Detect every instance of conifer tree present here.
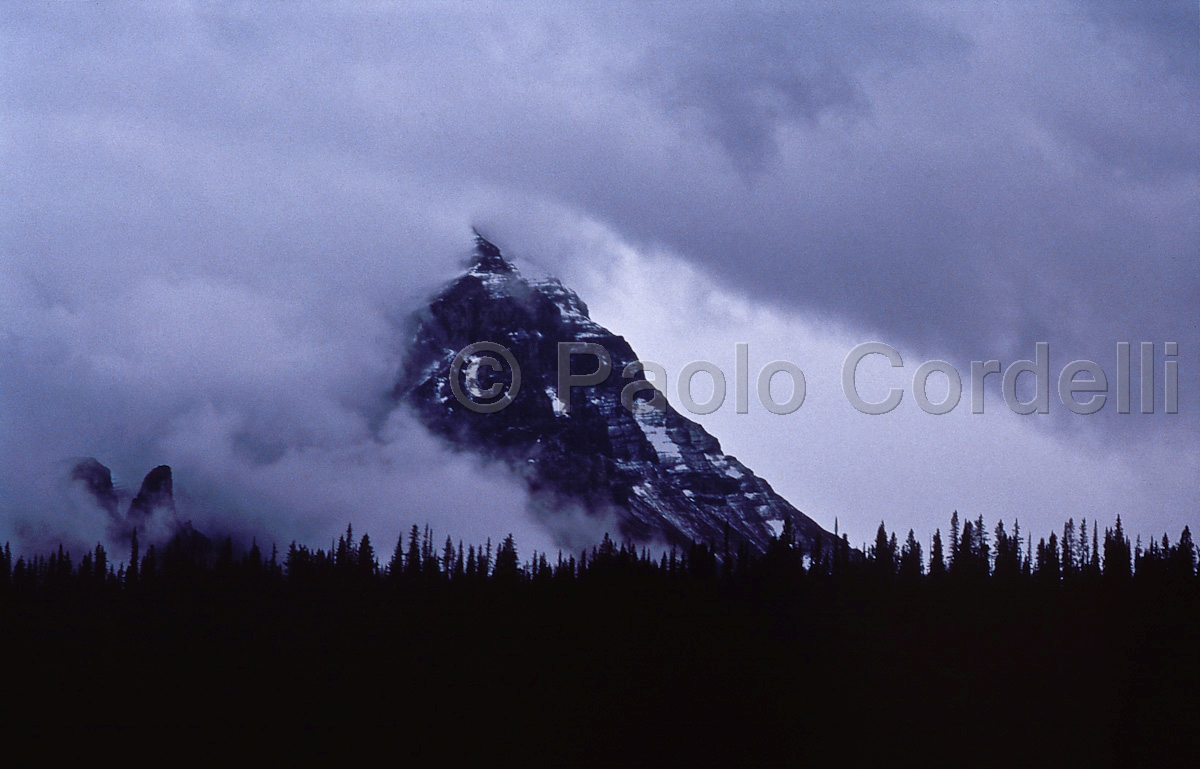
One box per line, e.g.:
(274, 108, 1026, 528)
(1104, 517, 1132, 580)
(958, 519, 974, 576)
(870, 522, 895, 579)
(246, 538, 263, 576)
(1062, 519, 1076, 578)
(1079, 518, 1089, 572)
(94, 543, 107, 586)
(1044, 533, 1061, 580)
(929, 529, 946, 579)
(899, 529, 923, 580)
(406, 524, 422, 579)
(993, 520, 1019, 580)
(335, 524, 352, 568)
(975, 514, 990, 576)
(284, 542, 304, 576)
(949, 511, 960, 573)
(389, 532, 405, 579)
(0, 542, 10, 590)
(442, 536, 456, 580)
(421, 524, 437, 577)
(128, 527, 139, 585)
(358, 533, 376, 576)
(835, 533, 850, 576)
(494, 534, 520, 583)
(1013, 519, 1023, 573)
(1170, 526, 1196, 579)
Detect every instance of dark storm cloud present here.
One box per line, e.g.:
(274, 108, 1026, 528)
(1, 2, 1195, 550)
(599, 3, 1198, 359)
(1080, 0, 1199, 77)
(619, 3, 972, 171)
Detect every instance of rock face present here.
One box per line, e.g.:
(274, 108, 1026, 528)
(397, 234, 833, 554)
(128, 465, 175, 522)
(70, 459, 178, 541)
(71, 457, 120, 519)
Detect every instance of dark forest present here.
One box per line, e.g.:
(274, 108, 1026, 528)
(2, 514, 1196, 764)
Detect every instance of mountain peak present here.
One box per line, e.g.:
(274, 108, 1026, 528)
(471, 229, 515, 274)
(128, 465, 175, 521)
(398, 236, 834, 555)
(71, 457, 118, 518)
(67, 459, 181, 543)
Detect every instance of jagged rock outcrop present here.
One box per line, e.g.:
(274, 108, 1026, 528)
(128, 465, 175, 521)
(71, 457, 120, 519)
(397, 233, 833, 554)
(69, 459, 180, 543)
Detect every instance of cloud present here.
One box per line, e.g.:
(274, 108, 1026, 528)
(0, 218, 554, 555)
(570, 232, 1200, 550)
(1, 2, 1195, 553)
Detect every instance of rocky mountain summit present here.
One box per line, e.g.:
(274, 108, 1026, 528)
(127, 465, 175, 523)
(71, 459, 178, 543)
(397, 234, 833, 554)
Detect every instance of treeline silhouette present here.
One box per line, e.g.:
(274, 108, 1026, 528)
(3, 513, 1194, 591)
(1, 514, 1196, 763)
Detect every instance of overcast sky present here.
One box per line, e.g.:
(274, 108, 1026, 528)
(1, 2, 1196, 557)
